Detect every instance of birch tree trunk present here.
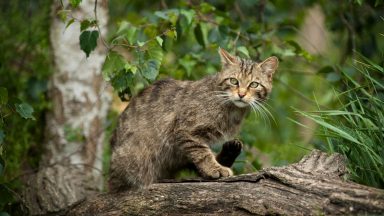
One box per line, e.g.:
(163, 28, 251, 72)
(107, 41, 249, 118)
(22, 0, 110, 215)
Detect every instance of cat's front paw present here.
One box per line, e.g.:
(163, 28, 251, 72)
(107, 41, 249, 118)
(216, 139, 243, 167)
(222, 139, 243, 155)
(204, 165, 233, 179)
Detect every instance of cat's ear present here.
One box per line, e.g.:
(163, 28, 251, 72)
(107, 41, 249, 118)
(218, 47, 238, 66)
(259, 56, 279, 75)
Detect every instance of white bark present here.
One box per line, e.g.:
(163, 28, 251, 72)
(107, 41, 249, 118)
(22, 0, 111, 215)
(46, 0, 110, 188)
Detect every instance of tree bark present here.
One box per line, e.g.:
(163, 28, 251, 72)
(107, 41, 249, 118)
(22, 0, 110, 215)
(68, 150, 384, 215)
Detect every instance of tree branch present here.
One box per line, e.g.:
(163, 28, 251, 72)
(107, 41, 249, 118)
(67, 150, 384, 216)
(94, 0, 110, 49)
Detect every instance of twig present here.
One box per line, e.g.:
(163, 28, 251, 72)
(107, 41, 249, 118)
(234, 2, 245, 21)
(257, 0, 266, 23)
(111, 28, 173, 50)
(160, 0, 168, 9)
(232, 31, 241, 51)
(94, 0, 110, 50)
(196, 14, 250, 42)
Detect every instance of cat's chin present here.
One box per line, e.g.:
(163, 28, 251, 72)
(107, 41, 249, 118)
(232, 100, 249, 108)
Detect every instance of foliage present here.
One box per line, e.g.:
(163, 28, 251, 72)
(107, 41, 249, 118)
(296, 55, 384, 188)
(14, 103, 35, 120)
(79, 30, 99, 58)
(0, 0, 52, 211)
(100, 1, 315, 99)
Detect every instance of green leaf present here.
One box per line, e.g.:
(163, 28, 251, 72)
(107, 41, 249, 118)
(208, 27, 221, 43)
(102, 51, 126, 81)
(194, 23, 207, 48)
(154, 10, 179, 25)
(15, 103, 35, 120)
(115, 21, 137, 44)
(111, 71, 134, 93)
(199, 2, 216, 13)
(126, 28, 137, 44)
(356, 52, 383, 73)
(80, 20, 91, 32)
(0, 130, 4, 145)
(154, 11, 169, 20)
(166, 29, 177, 40)
(0, 212, 10, 216)
(80, 19, 96, 32)
(281, 48, 296, 57)
(65, 18, 75, 29)
(297, 111, 363, 145)
(137, 41, 145, 47)
(70, 0, 82, 8)
(147, 42, 164, 63)
(286, 40, 301, 51)
(180, 9, 195, 25)
(178, 55, 197, 77)
(124, 63, 138, 74)
(79, 30, 99, 57)
(57, 10, 70, 22)
(141, 59, 159, 81)
(0, 87, 8, 105)
(237, 46, 250, 58)
(156, 36, 163, 47)
(286, 40, 313, 61)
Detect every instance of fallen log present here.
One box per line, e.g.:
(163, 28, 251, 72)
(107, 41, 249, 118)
(68, 150, 384, 215)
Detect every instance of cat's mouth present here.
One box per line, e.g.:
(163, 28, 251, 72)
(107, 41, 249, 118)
(232, 100, 249, 108)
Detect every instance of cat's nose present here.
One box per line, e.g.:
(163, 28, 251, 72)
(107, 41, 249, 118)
(238, 93, 246, 98)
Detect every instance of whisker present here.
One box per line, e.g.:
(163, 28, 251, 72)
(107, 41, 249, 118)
(251, 101, 264, 122)
(220, 99, 232, 106)
(258, 103, 270, 127)
(212, 91, 235, 107)
(250, 101, 269, 127)
(254, 100, 276, 126)
(249, 102, 259, 118)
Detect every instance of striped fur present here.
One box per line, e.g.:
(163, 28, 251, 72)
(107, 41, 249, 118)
(109, 48, 278, 190)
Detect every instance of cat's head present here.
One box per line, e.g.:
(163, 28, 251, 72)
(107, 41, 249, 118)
(216, 48, 278, 108)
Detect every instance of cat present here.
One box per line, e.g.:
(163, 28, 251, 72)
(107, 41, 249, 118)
(109, 48, 278, 190)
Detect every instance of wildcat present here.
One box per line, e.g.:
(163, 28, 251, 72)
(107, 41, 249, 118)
(109, 48, 278, 190)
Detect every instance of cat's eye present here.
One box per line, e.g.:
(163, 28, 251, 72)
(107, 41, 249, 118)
(249, 82, 259, 88)
(229, 78, 239, 85)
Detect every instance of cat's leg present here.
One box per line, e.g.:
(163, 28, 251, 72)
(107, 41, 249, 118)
(177, 133, 233, 179)
(216, 139, 243, 167)
(109, 143, 156, 191)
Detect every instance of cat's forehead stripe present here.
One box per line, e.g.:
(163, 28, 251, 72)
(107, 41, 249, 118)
(249, 63, 255, 75)
(239, 59, 254, 75)
(240, 58, 244, 72)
